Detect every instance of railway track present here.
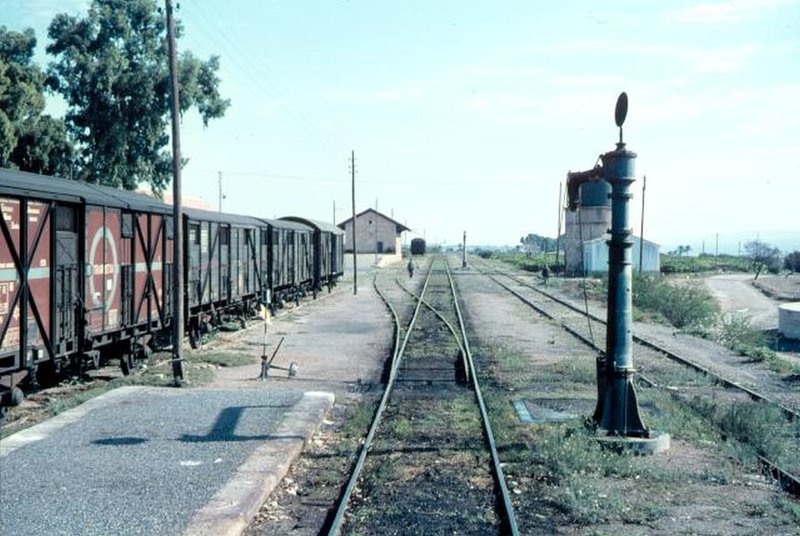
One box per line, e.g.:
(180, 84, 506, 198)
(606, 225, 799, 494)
(470, 257, 800, 496)
(325, 256, 518, 535)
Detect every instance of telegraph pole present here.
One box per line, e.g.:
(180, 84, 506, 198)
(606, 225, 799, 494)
(639, 174, 646, 274)
(350, 150, 357, 295)
(218, 171, 223, 212)
(556, 182, 563, 272)
(166, 0, 184, 384)
(462, 231, 467, 268)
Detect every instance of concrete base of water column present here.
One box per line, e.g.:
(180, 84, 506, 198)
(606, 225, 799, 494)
(779, 302, 800, 340)
(595, 432, 671, 455)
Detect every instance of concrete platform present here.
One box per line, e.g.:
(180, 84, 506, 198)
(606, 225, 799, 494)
(0, 386, 333, 536)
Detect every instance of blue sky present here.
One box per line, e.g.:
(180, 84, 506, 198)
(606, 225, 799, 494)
(2, 0, 799, 251)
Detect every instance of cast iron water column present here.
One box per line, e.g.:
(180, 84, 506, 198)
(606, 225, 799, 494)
(566, 93, 669, 451)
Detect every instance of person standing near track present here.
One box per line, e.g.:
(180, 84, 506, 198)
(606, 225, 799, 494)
(407, 259, 415, 278)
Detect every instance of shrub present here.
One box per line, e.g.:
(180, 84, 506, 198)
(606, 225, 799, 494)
(717, 313, 765, 349)
(717, 313, 777, 362)
(632, 275, 718, 329)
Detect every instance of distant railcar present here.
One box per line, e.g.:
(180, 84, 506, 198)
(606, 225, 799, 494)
(410, 238, 426, 256)
(262, 218, 314, 308)
(280, 216, 344, 294)
(183, 208, 267, 347)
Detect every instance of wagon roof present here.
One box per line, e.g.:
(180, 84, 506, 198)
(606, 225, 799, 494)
(280, 216, 344, 235)
(260, 218, 314, 232)
(0, 167, 171, 213)
(183, 206, 266, 227)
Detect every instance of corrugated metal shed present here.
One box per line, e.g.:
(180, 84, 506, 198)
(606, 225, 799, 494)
(582, 235, 660, 275)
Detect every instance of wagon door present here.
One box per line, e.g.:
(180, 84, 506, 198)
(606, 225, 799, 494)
(220, 225, 231, 303)
(243, 227, 257, 297)
(119, 212, 134, 328)
(85, 207, 122, 335)
(286, 230, 295, 287)
(54, 205, 80, 354)
(187, 222, 202, 309)
(231, 227, 241, 299)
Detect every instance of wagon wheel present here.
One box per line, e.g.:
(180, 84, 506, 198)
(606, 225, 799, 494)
(189, 325, 201, 350)
(120, 343, 150, 376)
(120, 353, 135, 376)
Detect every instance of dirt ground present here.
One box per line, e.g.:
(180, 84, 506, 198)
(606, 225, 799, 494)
(703, 274, 779, 329)
(752, 274, 800, 302)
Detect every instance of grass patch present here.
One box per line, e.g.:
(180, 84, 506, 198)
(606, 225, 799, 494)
(392, 416, 414, 439)
(688, 397, 799, 465)
(449, 395, 482, 435)
(43, 368, 177, 417)
(546, 357, 597, 385)
(341, 397, 377, 439)
(716, 314, 800, 374)
(660, 254, 750, 274)
(775, 495, 800, 522)
(493, 251, 559, 274)
(186, 350, 255, 368)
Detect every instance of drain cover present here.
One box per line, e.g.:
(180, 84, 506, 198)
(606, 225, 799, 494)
(513, 399, 580, 423)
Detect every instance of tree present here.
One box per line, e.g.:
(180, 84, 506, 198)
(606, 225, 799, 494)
(744, 240, 781, 280)
(0, 26, 73, 174)
(784, 251, 800, 273)
(520, 233, 557, 253)
(46, 0, 229, 193)
(668, 245, 692, 256)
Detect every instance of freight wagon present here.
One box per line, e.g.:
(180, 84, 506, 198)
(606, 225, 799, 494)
(0, 167, 344, 415)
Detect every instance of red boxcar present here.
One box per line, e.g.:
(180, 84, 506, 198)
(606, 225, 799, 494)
(0, 169, 173, 410)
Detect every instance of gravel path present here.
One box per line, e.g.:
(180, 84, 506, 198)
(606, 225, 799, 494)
(704, 273, 779, 329)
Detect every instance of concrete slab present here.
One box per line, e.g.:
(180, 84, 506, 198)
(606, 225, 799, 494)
(513, 398, 592, 424)
(0, 386, 333, 536)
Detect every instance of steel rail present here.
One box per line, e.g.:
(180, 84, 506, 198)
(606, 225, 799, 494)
(475, 261, 800, 422)
(444, 258, 520, 535)
(395, 276, 470, 383)
(471, 259, 800, 497)
(325, 262, 435, 535)
(758, 455, 800, 496)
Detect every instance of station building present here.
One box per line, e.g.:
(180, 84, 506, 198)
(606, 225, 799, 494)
(337, 208, 410, 254)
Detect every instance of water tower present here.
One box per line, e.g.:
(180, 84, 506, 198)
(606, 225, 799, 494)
(564, 177, 611, 276)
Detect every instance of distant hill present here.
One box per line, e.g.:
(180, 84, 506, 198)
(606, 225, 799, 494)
(661, 231, 800, 256)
